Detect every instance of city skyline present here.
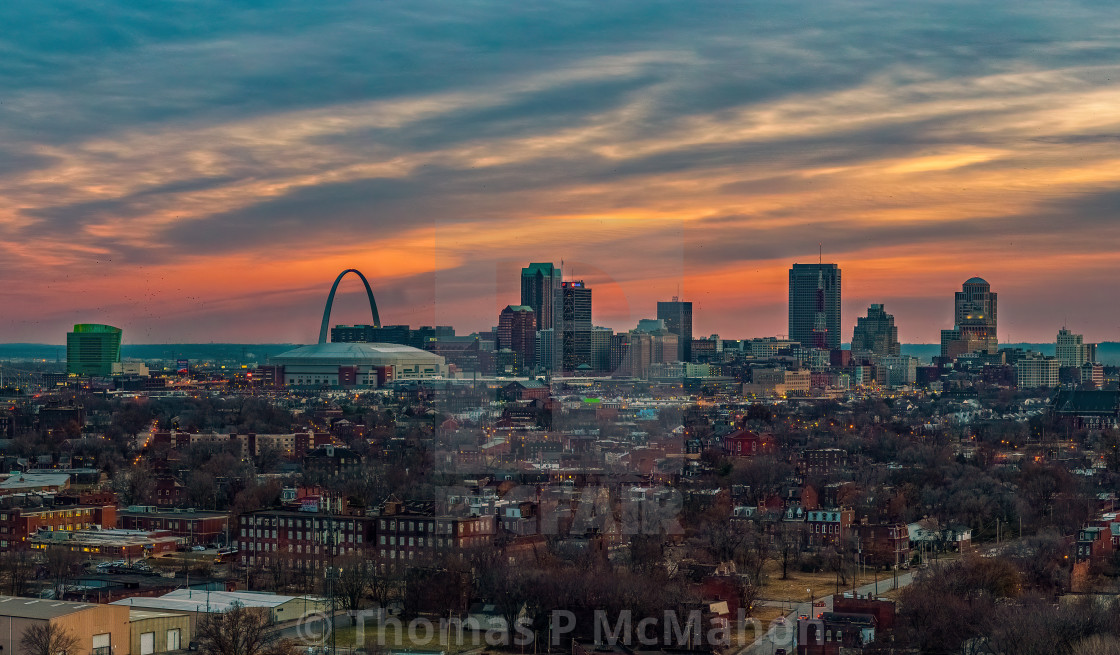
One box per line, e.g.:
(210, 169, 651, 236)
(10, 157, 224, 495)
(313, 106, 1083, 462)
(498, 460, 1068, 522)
(4, 2, 1120, 343)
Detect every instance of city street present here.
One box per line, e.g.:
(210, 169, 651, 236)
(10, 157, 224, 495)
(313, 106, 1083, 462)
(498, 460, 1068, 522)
(742, 571, 915, 655)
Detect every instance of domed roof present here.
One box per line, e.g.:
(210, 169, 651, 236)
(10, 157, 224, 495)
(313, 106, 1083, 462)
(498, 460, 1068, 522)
(271, 342, 444, 366)
(963, 276, 989, 286)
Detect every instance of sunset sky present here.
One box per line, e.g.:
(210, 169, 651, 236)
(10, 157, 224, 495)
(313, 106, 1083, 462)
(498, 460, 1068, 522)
(3, 1, 1120, 344)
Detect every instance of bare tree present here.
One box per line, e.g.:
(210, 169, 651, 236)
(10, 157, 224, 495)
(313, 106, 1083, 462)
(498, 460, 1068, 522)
(43, 547, 82, 599)
(19, 623, 80, 655)
(196, 602, 285, 655)
(0, 547, 35, 596)
(775, 521, 806, 580)
(368, 564, 403, 611)
(334, 555, 373, 625)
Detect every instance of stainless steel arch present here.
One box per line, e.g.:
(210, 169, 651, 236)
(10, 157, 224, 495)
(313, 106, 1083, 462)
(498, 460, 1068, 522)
(318, 269, 381, 343)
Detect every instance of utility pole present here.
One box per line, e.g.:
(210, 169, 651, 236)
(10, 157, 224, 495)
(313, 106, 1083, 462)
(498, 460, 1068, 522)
(327, 507, 337, 655)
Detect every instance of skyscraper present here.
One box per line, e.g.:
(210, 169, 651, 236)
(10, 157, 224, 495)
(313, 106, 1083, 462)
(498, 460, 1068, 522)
(851, 304, 900, 360)
(1056, 328, 1096, 367)
(941, 277, 998, 357)
(561, 280, 592, 371)
(521, 263, 563, 370)
(788, 263, 841, 350)
(497, 305, 536, 372)
(591, 326, 613, 373)
(66, 324, 122, 376)
(657, 298, 693, 362)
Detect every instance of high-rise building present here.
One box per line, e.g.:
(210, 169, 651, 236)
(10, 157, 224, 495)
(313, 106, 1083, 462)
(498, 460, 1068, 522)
(521, 263, 563, 370)
(591, 327, 613, 373)
(875, 355, 918, 388)
(1056, 328, 1096, 367)
(789, 264, 841, 350)
(66, 324, 122, 376)
(941, 277, 998, 358)
(561, 280, 592, 371)
(657, 298, 693, 362)
(535, 329, 556, 373)
(497, 305, 536, 372)
(1016, 352, 1060, 389)
(851, 304, 900, 360)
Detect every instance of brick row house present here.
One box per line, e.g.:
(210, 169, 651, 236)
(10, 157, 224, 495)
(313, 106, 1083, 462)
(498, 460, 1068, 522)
(805, 508, 855, 547)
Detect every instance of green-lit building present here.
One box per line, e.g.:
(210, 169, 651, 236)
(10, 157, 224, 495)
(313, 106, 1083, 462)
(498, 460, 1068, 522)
(66, 324, 122, 376)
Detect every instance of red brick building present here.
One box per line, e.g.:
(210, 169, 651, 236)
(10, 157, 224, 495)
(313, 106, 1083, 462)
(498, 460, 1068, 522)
(852, 523, 910, 567)
(237, 507, 373, 570)
(374, 500, 496, 570)
(800, 448, 848, 477)
(0, 501, 115, 551)
(723, 429, 773, 457)
(117, 508, 230, 546)
(806, 508, 854, 547)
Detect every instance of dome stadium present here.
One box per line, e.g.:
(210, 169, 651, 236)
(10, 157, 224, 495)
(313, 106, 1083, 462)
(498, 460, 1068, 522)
(271, 342, 445, 387)
(268, 269, 446, 388)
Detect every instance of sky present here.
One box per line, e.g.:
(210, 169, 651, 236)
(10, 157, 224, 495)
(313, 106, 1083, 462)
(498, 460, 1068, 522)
(3, 0, 1120, 344)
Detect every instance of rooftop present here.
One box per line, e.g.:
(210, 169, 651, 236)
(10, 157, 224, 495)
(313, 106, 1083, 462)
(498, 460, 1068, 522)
(271, 342, 445, 365)
(0, 472, 70, 490)
(112, 589, 320, 613)
(0, 596, 98, 619)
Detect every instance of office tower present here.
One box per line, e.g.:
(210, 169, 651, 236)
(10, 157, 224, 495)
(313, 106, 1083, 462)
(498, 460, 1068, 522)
(941, 277, 998, 358)
(609, 332, 630, 376)
(561, 280, 592, 371)
(633, 319, 679, 365)
(875, 355, 918, 388)
(66, 324, 122, 376)
(851, 304, 900, 360)
(657, 298, 693, 362)
(591, 326, 613, 373)
(498, 305, 536, 371)
(788, 263, 841, 350)
(1056, 328, 1095, 367)
(535, 329, 555, 372)
(521, 263, 563, 370)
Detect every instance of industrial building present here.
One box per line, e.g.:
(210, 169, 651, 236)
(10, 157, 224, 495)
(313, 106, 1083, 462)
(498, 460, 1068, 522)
(0, 596, 130, 655)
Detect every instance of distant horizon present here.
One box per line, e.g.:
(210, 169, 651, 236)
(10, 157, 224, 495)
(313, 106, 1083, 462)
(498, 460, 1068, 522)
(4, 3, 1120, 343)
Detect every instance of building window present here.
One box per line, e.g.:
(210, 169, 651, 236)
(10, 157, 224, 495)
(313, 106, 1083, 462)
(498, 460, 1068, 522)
(93, 634, 111, 655)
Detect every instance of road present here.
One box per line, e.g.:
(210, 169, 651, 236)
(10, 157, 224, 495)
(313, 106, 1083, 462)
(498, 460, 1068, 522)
(740, 571, 915, 655)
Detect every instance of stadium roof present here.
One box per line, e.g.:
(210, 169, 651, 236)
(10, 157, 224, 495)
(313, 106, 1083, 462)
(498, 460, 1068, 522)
(271, 342, 444, 366)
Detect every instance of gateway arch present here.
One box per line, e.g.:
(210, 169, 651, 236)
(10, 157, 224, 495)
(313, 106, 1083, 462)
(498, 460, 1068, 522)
(318, 269, 381, 344)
